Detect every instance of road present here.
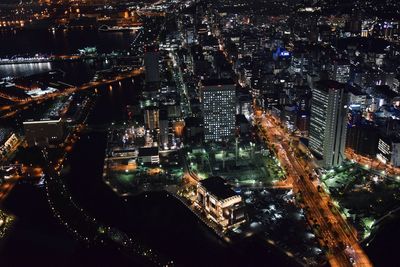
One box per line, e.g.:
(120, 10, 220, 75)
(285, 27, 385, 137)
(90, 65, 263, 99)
(256, 113, 372, 267)
(346, 148, 400, 178)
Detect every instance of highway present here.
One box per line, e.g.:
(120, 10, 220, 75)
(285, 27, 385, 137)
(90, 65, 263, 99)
(346, 148, 400, 178)
(255, 112, 372, 267)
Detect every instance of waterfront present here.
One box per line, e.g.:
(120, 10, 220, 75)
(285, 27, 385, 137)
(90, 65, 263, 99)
(365, 210, 400, 267)
(0, 13, 399, 267)
(0, 60, 111, 83)
(0, 77, 300, 266)
(0, 28, 137, 57)
(0, 28, 136, 80)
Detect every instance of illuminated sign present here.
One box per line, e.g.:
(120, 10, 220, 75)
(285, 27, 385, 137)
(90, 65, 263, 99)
(279, 51, 290, 57)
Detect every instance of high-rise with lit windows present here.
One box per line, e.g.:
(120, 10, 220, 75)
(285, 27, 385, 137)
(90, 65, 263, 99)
(201, 79, 236, 142)
(330, 60, 351, 84)
(309, 80, 348, 168)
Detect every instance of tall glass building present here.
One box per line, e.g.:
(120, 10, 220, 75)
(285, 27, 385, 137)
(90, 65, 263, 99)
(309, 80, 348, 168)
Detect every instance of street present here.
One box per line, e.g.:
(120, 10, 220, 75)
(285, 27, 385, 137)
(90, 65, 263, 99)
(256, 112, 372, 267)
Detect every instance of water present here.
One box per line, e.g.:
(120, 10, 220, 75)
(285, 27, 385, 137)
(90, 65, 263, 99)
(365, 211, 400, 267)
(0, 28, 136, 57)
(1, 184, 135, 267)
(0, 60, 112, 83)
(0, 28, 136, 79)
(1, 77, 299, 266)
(2, 27, 395, 266)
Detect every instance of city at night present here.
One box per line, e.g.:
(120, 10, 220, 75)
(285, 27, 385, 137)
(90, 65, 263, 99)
(0, 0, 400, 266)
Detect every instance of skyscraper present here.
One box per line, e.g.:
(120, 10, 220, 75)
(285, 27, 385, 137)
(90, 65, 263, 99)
(309, 80, 348, 168)
(201, 79, 236, 142)
(144, 45, 160, 85)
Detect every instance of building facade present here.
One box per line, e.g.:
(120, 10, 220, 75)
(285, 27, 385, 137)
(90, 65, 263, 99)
(377, 135, 400, 167)
(201, 79, 236, 142)
(144, 107, 159, 130)
(196, 176, 246, 229)
(309, 80, 348, 168)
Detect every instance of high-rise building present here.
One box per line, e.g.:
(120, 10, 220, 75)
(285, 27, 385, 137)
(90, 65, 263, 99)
(144, 107, 159, 130)
(309, 80, 348, 168)
(201, 79, 236, 142)
(144, 46, 160, 84)
(376, 134, 400, 167)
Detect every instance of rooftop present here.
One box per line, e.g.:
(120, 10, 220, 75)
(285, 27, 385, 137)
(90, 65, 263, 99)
(315, 80, 345, 92)
(138, 147, 159, 157)
(200, 176, 238, 200)
(201, 78, 235, 87)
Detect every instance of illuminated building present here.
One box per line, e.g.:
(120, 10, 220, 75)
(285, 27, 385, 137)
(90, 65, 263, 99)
(309, 80, 348, 168)
(236, 90, 252, 120)
(196, 176, 246, 229)
(201, 79, 236, 142)
(296, 112, 309, 133)
(144, 107, 159, 130)
(377, 135, 400, 167)
(273, 47, 291, 61)
(330, 60, 351, 84)
(290, 53, 309, 75)
(0, 132, 19, 157)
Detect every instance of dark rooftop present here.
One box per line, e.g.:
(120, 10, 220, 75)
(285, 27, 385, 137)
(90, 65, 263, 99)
(236, 114, 249, 124)
(138, 147, 159, 157)
(346, 84, 365, 96)
(184, 116, 203, 127)
(315, 80, 345, 92)
(200, 176, 237, 200)
(201, 78, 235, 87)
(372, 85, 399, 100)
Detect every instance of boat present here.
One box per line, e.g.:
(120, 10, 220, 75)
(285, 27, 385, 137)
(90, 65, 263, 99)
(98, 25, 142, 32)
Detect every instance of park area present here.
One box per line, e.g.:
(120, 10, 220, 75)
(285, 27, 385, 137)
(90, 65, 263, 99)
(103, 157, 183, 196)
(321, 162, 400, 239)
(186, 142, 285, 186)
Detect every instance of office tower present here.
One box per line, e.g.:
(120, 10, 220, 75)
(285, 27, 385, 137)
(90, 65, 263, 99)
(144, 46, 160, 84)
(309, 80, 348, 168)
(201, 79, 236, 142)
